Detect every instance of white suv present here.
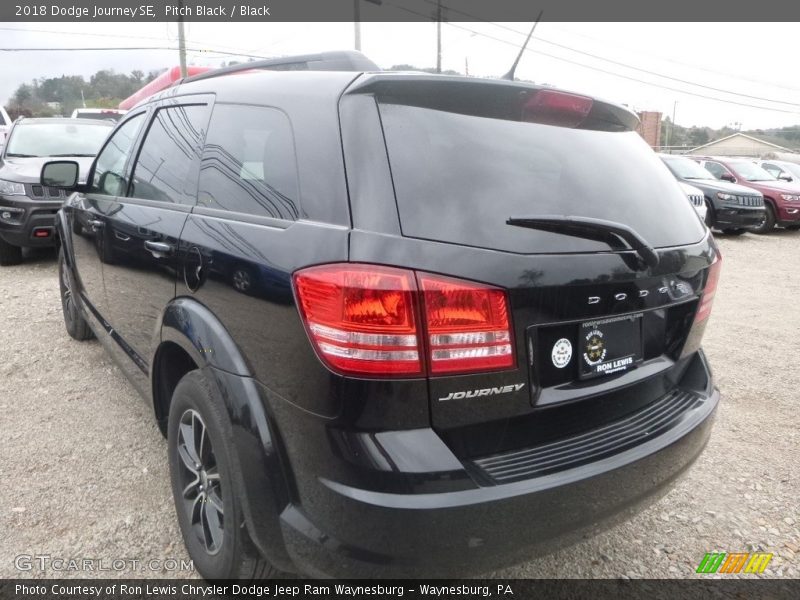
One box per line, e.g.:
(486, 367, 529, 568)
(0, 106, 11, 149)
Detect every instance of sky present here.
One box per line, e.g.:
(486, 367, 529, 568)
(1, 21, 799, 130)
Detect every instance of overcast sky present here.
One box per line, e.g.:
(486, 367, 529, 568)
(1, 21, 799, 130)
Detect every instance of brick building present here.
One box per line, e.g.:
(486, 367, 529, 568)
(636, 111, 662, 148)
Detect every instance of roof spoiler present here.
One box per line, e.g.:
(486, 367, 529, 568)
(179, 50, 380, 86)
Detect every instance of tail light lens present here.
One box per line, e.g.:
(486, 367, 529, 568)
(293, 264, 515, 378)
(694, 250, 722, 323)
(293, 264, 422, 376)
(419, 274, 514, 374)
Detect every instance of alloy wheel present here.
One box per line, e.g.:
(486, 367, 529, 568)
(176, 409, 224, 555)
(232, 269, 251, 292)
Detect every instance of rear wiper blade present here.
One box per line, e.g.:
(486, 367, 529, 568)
(506, 215, 660, 269)
(48, 153, 95, 157)
(5, 153, 38, 158)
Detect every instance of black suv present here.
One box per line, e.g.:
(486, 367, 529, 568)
(659, 153, 765, 234)
(45, 51, 721, 579)
(0, 117, 113, 265)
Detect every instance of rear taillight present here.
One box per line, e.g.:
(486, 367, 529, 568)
(695, 250, 722, 323)
(293, 264, 515, 378)
(293, 264, 422, 376)
(419, 274, 513, 374)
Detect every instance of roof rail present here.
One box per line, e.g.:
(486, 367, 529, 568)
(179, 50, 380, 86)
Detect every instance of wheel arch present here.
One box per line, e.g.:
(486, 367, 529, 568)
(153, 297, 296, 572)
(54, 208, 75, 269)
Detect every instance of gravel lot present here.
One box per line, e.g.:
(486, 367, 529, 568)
(1, 231, 798, 579)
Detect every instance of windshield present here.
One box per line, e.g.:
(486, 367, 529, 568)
(729, 161, 777, 182)
(6, 121, 112, 157)
(780, 162, 800, 179)
(662, 156, 715, 180)
(379, 103, 705, 253)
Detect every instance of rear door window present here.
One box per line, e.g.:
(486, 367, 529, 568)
(197, 104, 300, 220)
(378, 102, 705, 253)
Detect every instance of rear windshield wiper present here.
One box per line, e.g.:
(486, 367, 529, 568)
(506, 215, 660, 269)
(5, 153, 38, 158)
(48, 153, 95, 157)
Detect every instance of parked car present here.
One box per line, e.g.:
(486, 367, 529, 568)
(70, 108, 127, 122)
(757, 159, 800, 183)
(660, 154, 764, 234)
(693, 156, 800, 233)
(44, 51, 721, 579)
(0, 117, 114, 265)
(0, 106, 11, 149)
(678, 181, 708, 224)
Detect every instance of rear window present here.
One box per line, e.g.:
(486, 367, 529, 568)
(379, 103, 705, 253)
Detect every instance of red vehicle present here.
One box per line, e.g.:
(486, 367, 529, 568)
(693, 156, 800, 233)
(118, 66, 212, 110)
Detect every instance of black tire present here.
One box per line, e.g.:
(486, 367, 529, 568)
(0, 237, 23, 266)
(167, 370, 276, 580)
(720, 228, 746, 236)
(703, 200, 714, 228)
(750, 204, 776, 234)
(58, 250, 94, 341)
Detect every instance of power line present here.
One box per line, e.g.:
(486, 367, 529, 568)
(377, 1, 800, 115)
(498, 26, 800, 108)
(0, 45, 272, 60)
(543, 23, 800, 94)
(0, 25, 261, 57)
(416, 0, 800, 108)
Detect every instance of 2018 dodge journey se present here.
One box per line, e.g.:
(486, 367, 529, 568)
(43, 51, 722, 579)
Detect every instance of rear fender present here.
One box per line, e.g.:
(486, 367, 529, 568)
(158, 298, 296, 572)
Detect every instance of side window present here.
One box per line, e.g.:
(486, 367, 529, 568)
(703, 161, 727, 179)
(90, 113, 145, 196)
(197, 104, 300, 220)
(130, 104, 210, 204)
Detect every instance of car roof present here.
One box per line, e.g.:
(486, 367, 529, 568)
(138, 52, 637, 129)
(17, 117, 114, 126)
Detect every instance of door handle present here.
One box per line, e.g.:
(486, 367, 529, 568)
(144, 240, 174, 255)
(87, 219, 104, 229)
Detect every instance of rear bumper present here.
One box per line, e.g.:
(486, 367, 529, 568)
(0, 196, 61, 247)
(276, 370, 719, 577)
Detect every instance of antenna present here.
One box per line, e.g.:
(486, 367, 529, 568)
(502, 10, 543, 81)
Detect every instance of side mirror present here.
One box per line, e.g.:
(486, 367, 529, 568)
(41, 161, 79, 188)
(779, 173, 793, 182)
(719, 173, 735, 183)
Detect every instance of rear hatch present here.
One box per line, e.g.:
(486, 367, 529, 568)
(346, 75, 716, 465)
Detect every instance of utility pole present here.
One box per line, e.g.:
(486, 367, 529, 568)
(177, 0, 187, 77)
(436, 0, 442, 73)
(354, 0, 361, 51)
(671, 100, 677, 149)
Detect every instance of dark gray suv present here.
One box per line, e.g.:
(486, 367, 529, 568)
(659, 154, 764, 234)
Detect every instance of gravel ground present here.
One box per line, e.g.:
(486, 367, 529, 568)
(1, 231, 798, 580)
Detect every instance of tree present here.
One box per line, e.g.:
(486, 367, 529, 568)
(687, 126, 710, 147)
